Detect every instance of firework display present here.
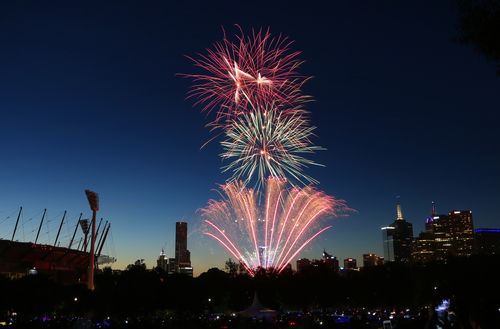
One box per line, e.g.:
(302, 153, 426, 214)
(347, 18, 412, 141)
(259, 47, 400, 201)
(201, 178, 346, 275)
(221, 107, 324, 188)
(185, 27, 310, 126)
(185, 27, 347, 275)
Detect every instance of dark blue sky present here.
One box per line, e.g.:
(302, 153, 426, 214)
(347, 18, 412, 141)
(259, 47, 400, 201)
(1, 1, 499, 274)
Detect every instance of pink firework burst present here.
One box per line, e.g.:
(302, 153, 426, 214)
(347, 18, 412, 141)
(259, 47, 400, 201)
(201, 177, 347, 276)
(184, 27, 311, 126)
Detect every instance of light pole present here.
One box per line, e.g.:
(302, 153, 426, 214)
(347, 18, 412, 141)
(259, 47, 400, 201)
(85, 189, 99, 291)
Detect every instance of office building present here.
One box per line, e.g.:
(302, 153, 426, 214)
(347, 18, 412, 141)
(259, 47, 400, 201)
(296, 258, 312, 273)
(412, 229, 436, 263)
(447, 210, 474, 257)
(157, 221, 193, 276)
(343, 258, 357, 270)
(363, 253, 384, 267)
(296, 250, 340, 273)
(157, 249, 168, 272)
(175, 221, 192, 276)
(322, 250, 340, 272)
(381, 200, 413, 263)
(167, 257, 176, 275)
(412, 204, 475, 262)
(381, 226, 395, 262)
(474, 228, 500, 255)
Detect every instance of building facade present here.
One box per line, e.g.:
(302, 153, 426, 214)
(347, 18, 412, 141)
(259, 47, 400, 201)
(363, 253, 384, 267)
(412, 229, 436, 263)
(343, 258, 357, 270)
(157, 249, 168, 272)
(175, 221, 192, 276)
(412, 205, 475, 263)
(296, 250, 340, 273)
(474, 228, 500, 255)
(381, 226, 395, 262)
(322, 250, 340, 272)
(156, 221, 193, 276)
(296, 258, 312, 273)
(381, 200, 413, 263)
(447, 210, 474, 257)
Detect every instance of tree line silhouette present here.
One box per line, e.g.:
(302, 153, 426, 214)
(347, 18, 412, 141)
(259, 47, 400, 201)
(1, 255, 499, 326)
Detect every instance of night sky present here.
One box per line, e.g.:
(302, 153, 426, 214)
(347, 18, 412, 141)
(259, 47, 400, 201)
(1, 1, 499, 275)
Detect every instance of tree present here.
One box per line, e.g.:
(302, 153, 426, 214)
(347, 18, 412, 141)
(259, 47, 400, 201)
(224, 258, 238, 277)
(126, 259, 146, 271)
(455, 0, 500, 74)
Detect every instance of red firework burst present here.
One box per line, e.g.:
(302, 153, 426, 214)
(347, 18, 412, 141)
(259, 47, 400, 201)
(184, 27, 311, 126)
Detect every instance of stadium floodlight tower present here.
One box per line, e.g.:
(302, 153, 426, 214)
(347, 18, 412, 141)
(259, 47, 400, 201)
(85, 189, 99, 291)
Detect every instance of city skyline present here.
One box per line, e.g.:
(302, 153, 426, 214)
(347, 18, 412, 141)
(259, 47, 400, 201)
(0, 188, 494, 275)
(1, 1, 499, 275)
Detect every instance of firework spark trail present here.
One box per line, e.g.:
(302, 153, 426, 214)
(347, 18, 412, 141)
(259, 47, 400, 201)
(263, 177, 284, 268)
(272, 191, 317, 267)
(201, 177, 347, 274)
(277, 225, 332, 274)
(274, 205, 331, 270)
(221, 108, 324, 189)
(204, 231, 255, 276)
(184, 27, 310, 126)
(268, 188, 303, 268)
(266, 186, 283, 269)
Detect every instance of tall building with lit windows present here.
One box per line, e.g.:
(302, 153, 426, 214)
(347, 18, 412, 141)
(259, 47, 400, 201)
(413, 203, 441, 262)
(381, 199, 413, 263)
(412, 229, 437, 263)
(412, 204, 474, 263)
(446, 210, 474, 256)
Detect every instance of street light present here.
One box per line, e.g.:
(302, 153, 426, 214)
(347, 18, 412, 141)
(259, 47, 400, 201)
(85, 189, 99, 291)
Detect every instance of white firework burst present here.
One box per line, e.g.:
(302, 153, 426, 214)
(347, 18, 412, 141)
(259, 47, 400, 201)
(220, 108, 324, 189)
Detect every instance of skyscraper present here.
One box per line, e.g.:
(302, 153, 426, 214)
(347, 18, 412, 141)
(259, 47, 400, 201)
(381, 226, 395, 262)
(412, 227, 437, 263)
(412, 203, 440, 263)
(175, 221, 192, 276)
(381, 199, 413, 263)
(447, 210, 474, 257)
(412, 204, 475, 263)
